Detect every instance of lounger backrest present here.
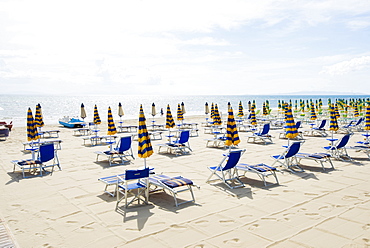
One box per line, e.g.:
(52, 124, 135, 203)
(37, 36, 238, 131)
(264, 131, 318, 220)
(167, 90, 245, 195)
(285, 142, 301, 158)
(346, 120, 354, 127)
(336, 134, 351, 149)
(118, 136, 132, 152)
(295, 121, 301, 129)
(260, 123, 270, 135)
(178, 130, 190, 144)
(222, 151, 241, 171)
(318, 119, 326, 129)
(355, 118, 363, 126)
(125, 167, 149, 180)
(39, 143, 55, 163)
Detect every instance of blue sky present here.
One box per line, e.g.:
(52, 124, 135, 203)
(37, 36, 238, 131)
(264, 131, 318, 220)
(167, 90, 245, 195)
(0, 0, 370, 95)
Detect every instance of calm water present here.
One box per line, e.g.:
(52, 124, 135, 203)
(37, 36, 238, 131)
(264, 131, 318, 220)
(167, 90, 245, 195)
(1, 94, 369, 127)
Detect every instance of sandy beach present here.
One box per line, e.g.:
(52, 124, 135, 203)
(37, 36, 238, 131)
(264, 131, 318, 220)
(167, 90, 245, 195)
(1, 115, 370, 248)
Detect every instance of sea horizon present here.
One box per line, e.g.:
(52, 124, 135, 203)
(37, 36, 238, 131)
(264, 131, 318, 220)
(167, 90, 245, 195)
(1, 94, 369, 127)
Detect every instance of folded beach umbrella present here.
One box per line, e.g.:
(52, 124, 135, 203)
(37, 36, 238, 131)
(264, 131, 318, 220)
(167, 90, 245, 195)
(363, 104, 370, 144)
(93, 105, 101, 125)
(335, 103, 340, 120)
(299, 99, 304, 113)
(210, 103, 215, 120)
(151, 102, 157, 127)
(225, 107, 240, 148)
(262, 102, 268, 116)
(315, 100, 319, 112)
(27, 108, 40, 142)
(34, 103, 44, 130)
(294, 100, 298, 112)
(329, 104, 339, 140)
(165, 104, 175, 129)
(310, 102, 317, 120)
(237, 101, 244, 117)
(181, 102, 186, 114)
(278, 100, 282, 113)
(151, 103, 157, 117)
(228, 102, 231, 110)
(353, 102, 359, 118)
(107, 107, 117, 136)
(329, 104, 339, 131)
(364, 105, 370, 131)
(250, 107, 257, 126)
(138, 104, 153, 167)
(205, 102, 210, 115)
(284, 103, 298, 141)
(80, 103, 87, 120)
(248, 101, 251, 111)
(177, 103, 184, 122)
(117, 102, 124, 124)
(118, 102, 124, 118)
(213, 104, 222, 126)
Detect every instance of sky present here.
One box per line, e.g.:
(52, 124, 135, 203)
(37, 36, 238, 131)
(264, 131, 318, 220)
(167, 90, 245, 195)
(0, 0, 370, 96)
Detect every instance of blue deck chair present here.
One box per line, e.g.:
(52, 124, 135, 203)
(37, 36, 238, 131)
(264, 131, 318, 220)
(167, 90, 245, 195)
(205, 132, 228, 148)
(116, 167, 150, 209)
(303, 119, 327, 137)
(157, 130, 192, 155)
(271, 141, 303, 172)
(349, 117, 364, 132)
(310, 119, 327, 137)
(295, 152, 334, 171)
(323, 133, 353, 161)
(149, 174, 199, 207)
(247, 123, 273, 145)
(95, 136, 134, 166)
(278, 120, 304, 140)
(346, 144, 370, 159)
(98, 167, 155, 197)
(12, 143, 61, 178)
(98, 173, 126, 197)
(206, 149, 245, 189)
(337, 120, 354, 134)
(236, 163, 280, 187)
(295, 121, 304, 139)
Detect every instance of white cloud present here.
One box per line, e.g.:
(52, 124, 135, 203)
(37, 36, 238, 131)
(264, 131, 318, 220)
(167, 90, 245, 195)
(320, 56, 370, 75)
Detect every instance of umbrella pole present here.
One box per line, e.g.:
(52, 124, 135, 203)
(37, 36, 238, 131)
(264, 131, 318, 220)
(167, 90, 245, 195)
(31, 140, 36, 160)
(144, 158, 147, 168)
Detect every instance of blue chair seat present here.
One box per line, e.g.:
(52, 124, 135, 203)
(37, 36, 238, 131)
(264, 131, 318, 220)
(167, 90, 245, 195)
(236, 163, 279, 187)
(149, 174, 198, 207)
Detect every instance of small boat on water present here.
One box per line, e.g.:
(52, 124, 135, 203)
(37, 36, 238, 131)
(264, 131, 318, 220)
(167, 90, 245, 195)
(59, 117, 85, 128)
(0, 121, 13, 131)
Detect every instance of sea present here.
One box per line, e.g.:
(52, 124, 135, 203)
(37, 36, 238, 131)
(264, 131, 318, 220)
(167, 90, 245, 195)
(1, 94, 369, 127)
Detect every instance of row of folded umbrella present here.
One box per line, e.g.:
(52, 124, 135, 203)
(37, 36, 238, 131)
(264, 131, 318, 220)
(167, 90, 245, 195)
(24, 101, 370, 169)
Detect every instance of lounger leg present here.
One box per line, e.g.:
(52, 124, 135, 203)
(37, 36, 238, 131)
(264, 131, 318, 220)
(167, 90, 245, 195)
(273, 171, 279, 185)
(189, 186, 195, 204)
(172, 191, 179, 207)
